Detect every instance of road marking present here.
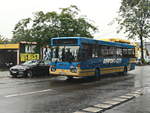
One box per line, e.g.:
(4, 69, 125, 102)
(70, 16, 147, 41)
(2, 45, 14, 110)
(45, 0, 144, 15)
(83, 107, 103, 113)
(132, 91, 142, 95)
(112, 98, 127, 102)
(74, 89, 143, 113)
(103, 100, 121, 105)
(119, 95, 134, 99)
(73, 111, 87, 113)
(126, 93, 140, 97)
(4, 89, 53, 98)
(94, 103, 113, 109)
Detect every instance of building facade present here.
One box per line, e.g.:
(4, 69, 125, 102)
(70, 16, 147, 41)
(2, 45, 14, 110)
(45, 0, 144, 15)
(0, 42, 40, 68)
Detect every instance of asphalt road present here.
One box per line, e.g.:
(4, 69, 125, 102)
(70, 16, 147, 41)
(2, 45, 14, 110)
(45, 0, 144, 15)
(104, 65, 150, 113)
(0, 66, 144, 113)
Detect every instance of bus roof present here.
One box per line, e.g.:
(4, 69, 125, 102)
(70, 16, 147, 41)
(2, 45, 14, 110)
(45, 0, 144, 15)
(99, 38, 131, 44)
(51, 37, 135, 48)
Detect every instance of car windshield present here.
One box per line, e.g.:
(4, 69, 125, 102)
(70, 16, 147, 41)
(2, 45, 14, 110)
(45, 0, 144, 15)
(22, 60, 40, 66)
(51, 46, 80, 62)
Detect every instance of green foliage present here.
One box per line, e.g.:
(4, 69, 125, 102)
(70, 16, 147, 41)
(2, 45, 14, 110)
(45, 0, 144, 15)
(118, 0, 150, 39)
(12, 5, 98, 47)
(0, 35, 9, 44)
(117, 0, 150, 63)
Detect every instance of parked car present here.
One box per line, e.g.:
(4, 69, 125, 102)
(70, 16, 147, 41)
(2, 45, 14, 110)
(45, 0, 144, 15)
(9, 60, 50, 78)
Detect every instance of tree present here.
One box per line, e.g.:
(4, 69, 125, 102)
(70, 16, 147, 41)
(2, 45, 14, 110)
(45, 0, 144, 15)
(12, 5, 98, 48)
(117, 0, 150, 63)
(0, 35, 9, 44)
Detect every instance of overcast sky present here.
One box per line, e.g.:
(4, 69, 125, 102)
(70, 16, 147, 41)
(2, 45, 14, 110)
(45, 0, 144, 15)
(0, 0, 124, 39)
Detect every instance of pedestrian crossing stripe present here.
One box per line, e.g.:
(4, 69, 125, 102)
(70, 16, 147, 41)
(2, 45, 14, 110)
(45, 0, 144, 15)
(119, 95, 134, 99)
(94, 103, 113, 109)
(74, 89, 143, 113)
(83, 107, 103, 113)
(112, 98, 128, 102)
(103, 100, 121, 105)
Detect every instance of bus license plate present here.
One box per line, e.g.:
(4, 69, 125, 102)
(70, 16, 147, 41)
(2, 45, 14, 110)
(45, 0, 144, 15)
(60, 72, 65, 75)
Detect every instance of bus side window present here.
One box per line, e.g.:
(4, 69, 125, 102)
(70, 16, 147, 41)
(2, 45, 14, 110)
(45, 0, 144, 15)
(101, 46, 108, 57)
(122, 48, 128, 57)
(92, 45, 99, 58)
(98, 46, 102, 57)
(108, 46, 113, 56)
(82, 44, 93, 60)
(55, 47, 59, 58)
(128, 48, 135, 57)
(107, 46, 116, 57)
(87, 45, 93, 59)
(113, 47, 117, 57)
(61, 48, 66, 61)
(116, 47, 122, 57)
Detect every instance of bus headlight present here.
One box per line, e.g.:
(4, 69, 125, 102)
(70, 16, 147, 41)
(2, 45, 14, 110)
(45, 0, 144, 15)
(51, 67, 56, 72)
(51, 65, 56, 72)
(70, 66, 77, 73)
(70, 68, 77, 73)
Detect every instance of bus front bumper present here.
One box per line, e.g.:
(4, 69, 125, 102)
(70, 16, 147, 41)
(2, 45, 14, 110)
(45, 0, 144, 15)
(49, 68, 95, 77)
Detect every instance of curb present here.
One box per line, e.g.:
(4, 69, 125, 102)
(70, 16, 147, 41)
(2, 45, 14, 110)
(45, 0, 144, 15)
(73, 89, 143, 113)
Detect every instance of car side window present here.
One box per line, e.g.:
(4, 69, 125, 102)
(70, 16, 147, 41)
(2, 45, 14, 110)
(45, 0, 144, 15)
(39, 61, 45, 66)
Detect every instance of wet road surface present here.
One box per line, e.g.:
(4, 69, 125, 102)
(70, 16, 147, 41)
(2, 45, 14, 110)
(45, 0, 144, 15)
(0, 66, 146, 113)
(104, 65, 150, 113)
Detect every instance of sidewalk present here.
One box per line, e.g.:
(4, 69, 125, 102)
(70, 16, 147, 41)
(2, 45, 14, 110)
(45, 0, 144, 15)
(104, 92, 150, 113)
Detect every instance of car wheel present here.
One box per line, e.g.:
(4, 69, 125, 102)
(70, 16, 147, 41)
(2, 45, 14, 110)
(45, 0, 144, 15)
(26, 70, 33, 78)
(11, 74, 17, 78)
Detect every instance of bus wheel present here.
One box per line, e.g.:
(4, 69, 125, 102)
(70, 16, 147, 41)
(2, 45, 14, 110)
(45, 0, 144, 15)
(95, 68, 100, 80)
(122, 67, 128, 76)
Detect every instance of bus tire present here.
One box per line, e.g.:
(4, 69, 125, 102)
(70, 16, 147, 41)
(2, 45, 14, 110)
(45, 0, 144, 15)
(95, 68, 100, 80)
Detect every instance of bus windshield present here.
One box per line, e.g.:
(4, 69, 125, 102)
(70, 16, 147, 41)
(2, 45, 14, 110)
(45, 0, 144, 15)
(51, 46, 80, 62)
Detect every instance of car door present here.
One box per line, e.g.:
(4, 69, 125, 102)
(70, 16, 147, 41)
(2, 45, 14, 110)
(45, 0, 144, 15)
(37, 61, 49, 76)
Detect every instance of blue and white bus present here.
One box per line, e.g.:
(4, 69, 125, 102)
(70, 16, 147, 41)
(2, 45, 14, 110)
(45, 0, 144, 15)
(49, 37, 136, 79)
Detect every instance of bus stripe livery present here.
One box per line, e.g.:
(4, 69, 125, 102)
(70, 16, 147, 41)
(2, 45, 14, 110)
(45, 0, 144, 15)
(49, 37, 136, 78)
